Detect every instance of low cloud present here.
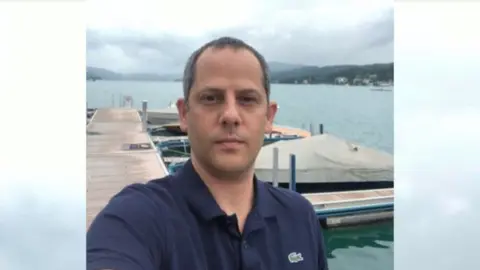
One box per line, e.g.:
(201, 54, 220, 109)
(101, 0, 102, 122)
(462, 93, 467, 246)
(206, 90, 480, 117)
(87, 8, 393, 74)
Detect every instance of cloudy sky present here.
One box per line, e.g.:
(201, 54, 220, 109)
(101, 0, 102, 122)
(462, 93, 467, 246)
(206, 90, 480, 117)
(86, 0, 393, 74)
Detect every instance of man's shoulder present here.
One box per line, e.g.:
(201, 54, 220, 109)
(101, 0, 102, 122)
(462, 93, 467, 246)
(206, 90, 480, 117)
(91, 176, 178, 225)
(113, 176, 176, 201)
(261, 182, 316, 217)
(87, 177, 180, 270)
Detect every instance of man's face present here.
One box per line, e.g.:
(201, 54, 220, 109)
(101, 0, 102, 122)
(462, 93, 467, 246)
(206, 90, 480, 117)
(176, 47, 277, 176)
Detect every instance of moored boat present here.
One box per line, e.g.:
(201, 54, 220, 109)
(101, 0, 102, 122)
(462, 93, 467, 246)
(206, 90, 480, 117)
(255, 134, 393, 193)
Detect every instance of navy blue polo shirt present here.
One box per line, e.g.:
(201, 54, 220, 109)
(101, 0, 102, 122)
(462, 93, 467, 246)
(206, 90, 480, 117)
(87, 160, 328, 270)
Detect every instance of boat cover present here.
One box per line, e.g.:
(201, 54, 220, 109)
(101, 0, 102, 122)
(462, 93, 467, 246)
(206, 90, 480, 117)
(254, 134, 393, 183)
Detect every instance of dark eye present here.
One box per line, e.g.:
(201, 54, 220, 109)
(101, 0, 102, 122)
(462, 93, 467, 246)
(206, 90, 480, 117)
(200, 94, 220, 104)
(238, 96, 257, 105)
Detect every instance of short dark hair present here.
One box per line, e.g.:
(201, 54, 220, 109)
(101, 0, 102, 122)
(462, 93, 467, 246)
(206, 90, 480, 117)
(182, 36, 270, 102)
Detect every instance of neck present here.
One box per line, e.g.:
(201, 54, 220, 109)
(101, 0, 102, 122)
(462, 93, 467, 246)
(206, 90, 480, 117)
(191, 156, 255, 232)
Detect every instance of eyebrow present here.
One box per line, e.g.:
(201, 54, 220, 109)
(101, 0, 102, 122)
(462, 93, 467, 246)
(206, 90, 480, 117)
(199, 87, 261, 95)
(199, 87, 224, 93)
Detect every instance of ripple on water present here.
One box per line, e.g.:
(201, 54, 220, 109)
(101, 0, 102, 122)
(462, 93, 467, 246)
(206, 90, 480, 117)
(324, 221, 393, 270)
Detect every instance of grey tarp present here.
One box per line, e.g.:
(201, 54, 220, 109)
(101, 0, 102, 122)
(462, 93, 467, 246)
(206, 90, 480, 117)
(254, 134, 393, 184)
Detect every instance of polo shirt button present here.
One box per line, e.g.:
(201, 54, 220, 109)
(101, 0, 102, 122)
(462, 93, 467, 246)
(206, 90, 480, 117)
(243, 241, 249, 249)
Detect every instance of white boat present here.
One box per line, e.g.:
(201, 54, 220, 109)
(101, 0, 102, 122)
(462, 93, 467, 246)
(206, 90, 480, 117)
(371, 82, 393, 92)
(254, 134, 393, 185)
(146, 102, 179, 125)
(370, 87, 392, 92)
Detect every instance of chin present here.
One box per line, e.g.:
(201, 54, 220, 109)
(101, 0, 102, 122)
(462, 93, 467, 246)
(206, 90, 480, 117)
(211, 155, 251, 174)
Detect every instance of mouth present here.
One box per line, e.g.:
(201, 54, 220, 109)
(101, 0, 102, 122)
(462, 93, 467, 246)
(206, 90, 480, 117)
(214, 138, 245, 149)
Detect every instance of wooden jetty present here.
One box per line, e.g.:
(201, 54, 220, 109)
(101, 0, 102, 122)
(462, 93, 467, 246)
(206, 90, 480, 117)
(86, 107, 167, 228)
(304, 188, 393, 209)
(306, 188, 394, 228)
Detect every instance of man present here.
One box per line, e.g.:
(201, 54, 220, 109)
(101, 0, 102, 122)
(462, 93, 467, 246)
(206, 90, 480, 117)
(87, 36, 329, 270)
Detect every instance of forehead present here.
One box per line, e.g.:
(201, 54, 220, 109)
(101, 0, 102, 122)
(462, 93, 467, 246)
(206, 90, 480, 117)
(192, 47, 264, 94)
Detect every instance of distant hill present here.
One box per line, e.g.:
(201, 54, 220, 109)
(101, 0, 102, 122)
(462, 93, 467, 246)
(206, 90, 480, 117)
(86, 67, 179, 81)
(268, 61, 305, 73)
(86, 67, 122, 80)
(270, 63, 394, 85)
(87, 62, 394, 85)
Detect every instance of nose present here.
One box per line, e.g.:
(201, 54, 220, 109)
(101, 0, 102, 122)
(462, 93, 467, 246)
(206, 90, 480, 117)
(219, 94, 241, 128)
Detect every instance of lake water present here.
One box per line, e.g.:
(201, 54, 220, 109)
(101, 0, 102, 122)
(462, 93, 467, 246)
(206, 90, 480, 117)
(87, 81, 394, 270)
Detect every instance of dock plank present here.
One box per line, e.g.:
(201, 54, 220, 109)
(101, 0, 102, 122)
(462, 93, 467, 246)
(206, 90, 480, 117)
(87, 108, 166, 228)
(303, 188, 394, 206)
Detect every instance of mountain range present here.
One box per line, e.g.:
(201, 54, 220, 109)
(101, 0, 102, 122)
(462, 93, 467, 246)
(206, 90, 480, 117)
(87, 61, 393, 84)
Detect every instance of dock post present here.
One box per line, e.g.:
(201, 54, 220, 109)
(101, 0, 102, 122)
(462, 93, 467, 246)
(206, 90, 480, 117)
(142, 100, 148, 132)
(182, 139, 188, 154)
(309, 123, 314, 135)
(289, 154, 296, 191)
(272, 147, 279, 187)
(319, 124, 324, 134)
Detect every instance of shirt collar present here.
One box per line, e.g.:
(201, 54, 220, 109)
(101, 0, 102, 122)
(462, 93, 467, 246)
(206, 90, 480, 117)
(172, 159, 277, 221)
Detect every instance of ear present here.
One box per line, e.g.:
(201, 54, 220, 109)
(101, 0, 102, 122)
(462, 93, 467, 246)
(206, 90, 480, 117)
(265, 100, 278, 133)
(176, 98, 188, 132)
